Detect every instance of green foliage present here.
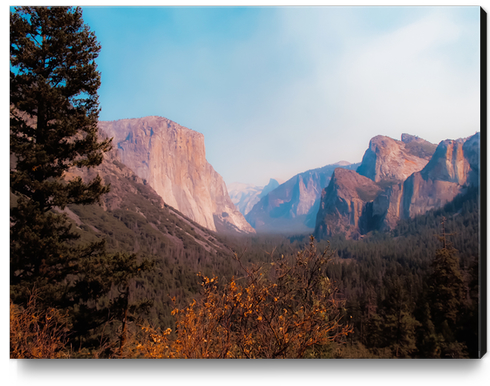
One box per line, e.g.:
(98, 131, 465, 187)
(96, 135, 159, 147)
(417, 225, 469, 358)
(316, 188, 480, 358)
(428, 239, 465, 328)
(131, 238, 352, 359)
(10, 6, 110, 202)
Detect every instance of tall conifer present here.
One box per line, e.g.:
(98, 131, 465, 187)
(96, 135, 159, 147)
(425, 218, 467, 357)
(10, 6, 110, 304)
(10, 7, 150, 352)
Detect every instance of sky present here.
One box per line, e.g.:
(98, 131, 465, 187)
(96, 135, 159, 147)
(55, 6, 484, 186)
(78, 5, 481, 187)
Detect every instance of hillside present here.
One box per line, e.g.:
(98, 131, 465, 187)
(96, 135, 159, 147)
(62, 134, 242, 327)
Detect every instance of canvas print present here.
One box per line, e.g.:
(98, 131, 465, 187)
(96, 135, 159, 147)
(10, 5, 485, 359)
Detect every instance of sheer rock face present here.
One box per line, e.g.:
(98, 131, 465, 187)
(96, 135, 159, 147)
(66, 132, 233, 255)
(98, 116, 254, 234)
(315, 133, 479, 239)
(397, 135, 479, 220)
(245, 163, 358, 234)
(356, 135, 436, 184)
(315, 168, 382, 240)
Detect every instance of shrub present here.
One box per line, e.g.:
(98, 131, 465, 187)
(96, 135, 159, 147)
(132, 237, 352, 359)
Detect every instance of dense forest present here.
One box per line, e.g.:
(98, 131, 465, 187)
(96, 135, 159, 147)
(11, 180, 482, 358)
(221, 186, 482, 358)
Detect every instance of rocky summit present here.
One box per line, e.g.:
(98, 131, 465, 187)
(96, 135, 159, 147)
(99, 116, 255, 234)
(356, 134, 436, 184)
(315, 168, 383, 239)
(315, 133, 479, 240)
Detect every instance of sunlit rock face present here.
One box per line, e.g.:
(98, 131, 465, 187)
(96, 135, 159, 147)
(396, 134, 479, 221)
(99, 116, 255, 234)
(314, 133, 479, 239)
(356, 134, 436, 184)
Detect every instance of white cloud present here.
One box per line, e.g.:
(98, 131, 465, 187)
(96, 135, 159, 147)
(101, 7, 479, 186)
(237, 7, 482, 182)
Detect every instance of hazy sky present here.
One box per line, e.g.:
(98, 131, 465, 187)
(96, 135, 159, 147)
(81, 6, 481, 186)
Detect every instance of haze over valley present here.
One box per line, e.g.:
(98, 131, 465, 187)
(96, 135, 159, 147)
(97, 114, 479, 239)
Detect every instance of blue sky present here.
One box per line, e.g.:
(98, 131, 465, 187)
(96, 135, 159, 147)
(79, 6, 480, 186)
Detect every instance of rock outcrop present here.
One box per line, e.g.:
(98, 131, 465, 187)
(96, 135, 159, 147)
(245, 162, 359, 234)
(228, 178, 281, 216)
(356, 134, 436, 184)
(65, 130, 233, 255)
(315, 133, 479, 239)
(399, 134, 479, 220)
(98, 116, 255, 234)
(315, 168, 382, 239)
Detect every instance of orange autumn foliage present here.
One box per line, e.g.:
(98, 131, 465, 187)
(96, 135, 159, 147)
(10, 293, 69, 359)
(133, 237, 352, 358)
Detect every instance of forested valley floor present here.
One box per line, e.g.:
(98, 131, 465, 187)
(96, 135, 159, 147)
(11, 187, 481, 358)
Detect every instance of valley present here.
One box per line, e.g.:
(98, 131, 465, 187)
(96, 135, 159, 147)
(58, 113, 481, 358)
(9, 4, 484, 364)
(10, 108, 482, 358)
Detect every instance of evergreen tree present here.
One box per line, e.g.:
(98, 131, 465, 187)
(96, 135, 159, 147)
(424, 219, 467, 358)
(10, 6, 109, 301)
(428, 225, 465, 328)
(10, 6, 151, 354)
(377, 277, 417, 357)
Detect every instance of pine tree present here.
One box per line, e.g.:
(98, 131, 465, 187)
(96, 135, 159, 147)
(10, 6, 109, 301)
(10, 6, 151, 354)
(424, 218, 467, 358)
(428, 219, 465, 329)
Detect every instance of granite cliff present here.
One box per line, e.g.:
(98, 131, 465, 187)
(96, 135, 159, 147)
(98, 116, 255, 234)
(65, 130, 233, 254)
(315, 168, 382, 239)
(315, 133, 479, 239)
(356, 134, 436, 184)
(401, 134, 478, 219)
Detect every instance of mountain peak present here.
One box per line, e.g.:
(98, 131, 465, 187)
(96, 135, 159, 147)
(356, 134, 434, 184)
(259, 178, 281, 198)
(315, 132, 479, 240)
(401, 133, 422, 143)
(333, 160, 351, 166)
(99, 116, 254, 234)
(245, 162, 360, 234)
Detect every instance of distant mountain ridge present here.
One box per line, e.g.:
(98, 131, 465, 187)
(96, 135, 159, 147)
(228, 178, 281, 216)
(99, 116, 255, 234)
(245, 162, 360, 234)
